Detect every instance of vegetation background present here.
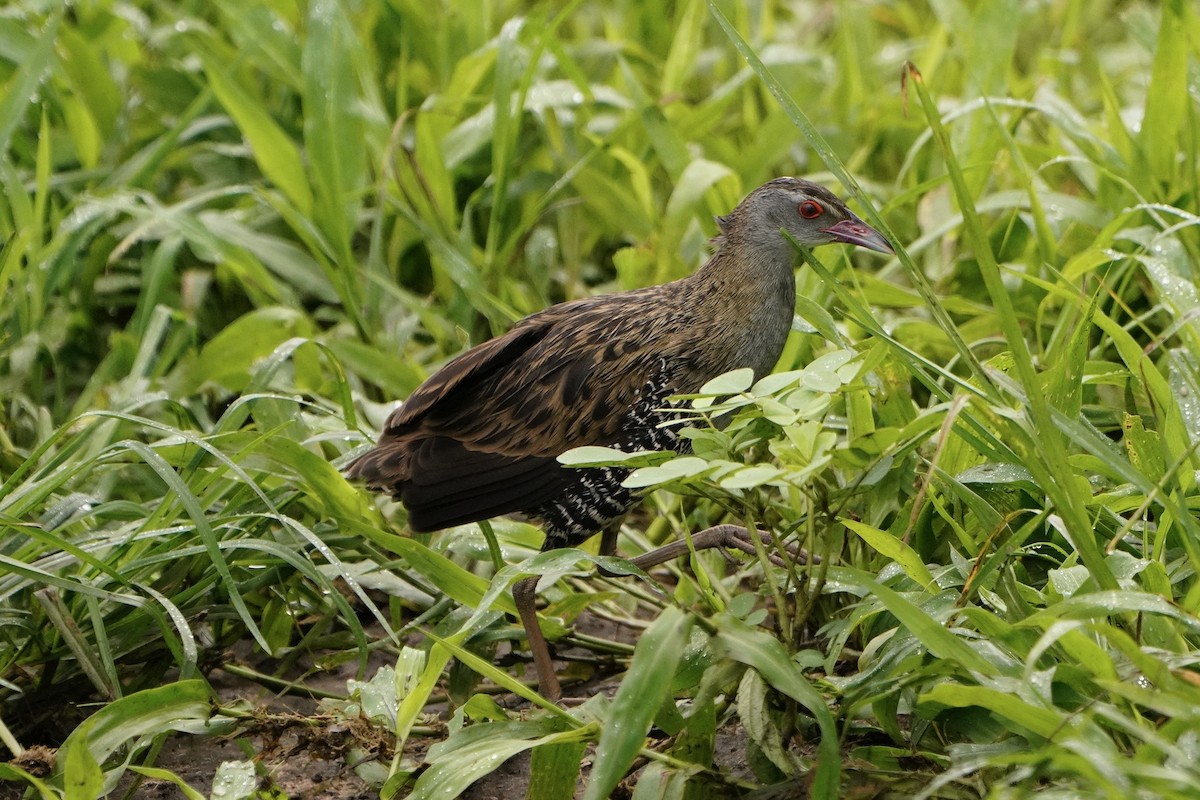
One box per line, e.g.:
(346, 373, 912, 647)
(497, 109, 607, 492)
(1, 0, 1199, 797)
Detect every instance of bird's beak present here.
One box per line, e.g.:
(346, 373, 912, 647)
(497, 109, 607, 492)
(821, 217, 894, 254)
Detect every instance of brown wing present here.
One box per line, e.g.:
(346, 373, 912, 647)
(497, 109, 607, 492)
(345, 290, 671, 531)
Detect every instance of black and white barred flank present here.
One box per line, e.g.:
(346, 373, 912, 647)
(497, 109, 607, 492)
(532, 358, 688, 549)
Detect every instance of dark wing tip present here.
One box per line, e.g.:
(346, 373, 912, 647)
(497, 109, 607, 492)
(343, 442, 407, 491)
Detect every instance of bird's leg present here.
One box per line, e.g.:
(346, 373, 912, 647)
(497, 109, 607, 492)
(513, 525, 802, 702)
(598, 522, 621, 557)
(512, 575, 563, 701)
(512, 522, 620, 701)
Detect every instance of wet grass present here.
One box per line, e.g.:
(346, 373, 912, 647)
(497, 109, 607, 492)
(1, 0, 1199, 797)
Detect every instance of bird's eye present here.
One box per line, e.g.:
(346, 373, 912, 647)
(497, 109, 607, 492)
(798, 200, 823, 219)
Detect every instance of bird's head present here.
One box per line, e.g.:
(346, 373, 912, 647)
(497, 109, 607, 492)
(715, 177, 893, 256)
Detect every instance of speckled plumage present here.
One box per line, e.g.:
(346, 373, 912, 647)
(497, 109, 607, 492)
(529, 356, 685, 548)
(347, 178, 889, 543)
(346, 177, 892, 698)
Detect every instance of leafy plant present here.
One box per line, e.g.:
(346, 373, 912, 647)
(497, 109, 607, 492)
(1, 0, 1198, 798)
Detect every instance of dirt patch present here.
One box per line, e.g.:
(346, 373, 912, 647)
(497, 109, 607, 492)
(1, 604, 781, 799)
(131, 728, 376, 800)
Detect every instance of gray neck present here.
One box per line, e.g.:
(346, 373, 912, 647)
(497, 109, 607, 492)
(683, 231, 797, 380)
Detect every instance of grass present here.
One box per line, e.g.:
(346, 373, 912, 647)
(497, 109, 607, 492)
(1, 0, 1199, 797)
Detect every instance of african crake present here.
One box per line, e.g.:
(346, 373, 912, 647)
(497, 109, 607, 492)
(347, 177, 893, 699)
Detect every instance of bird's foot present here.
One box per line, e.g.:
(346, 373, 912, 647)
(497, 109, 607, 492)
(702, 524, 818, 567)
(625, 523, 817, 573)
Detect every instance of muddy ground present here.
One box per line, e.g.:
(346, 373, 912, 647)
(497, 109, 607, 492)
(0, 610, 777, 800)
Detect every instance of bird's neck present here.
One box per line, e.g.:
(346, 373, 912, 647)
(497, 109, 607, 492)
(687, 232, 797, 310)
(679, 234, 797, 379)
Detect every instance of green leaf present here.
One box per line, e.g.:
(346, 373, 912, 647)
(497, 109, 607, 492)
(673, 693, 716, 766)
(414, 111, 459, 232)
(209, 761, 257, 800)
(956, 463, 1040, 494)
(916, 683, 1066, 740)
(661, 0, 704, 97)
(793, 297, 844, 343)
(0, 764, 58, 800)
(557, 446, 643, 466)
(899, 60, 1117, 593)
(360, 528, 516, 615)
(1021, 591, 1200, 636)
(719, 465, 783, 490)
(1041, 295, 1092, 420)
(1122, 413, 1166, 483)
(672, 144, 742, 229)
(203, 59, 314, 215)
(126, 767, 206, 800)
(710, 616, 840, 799)
(393, 645, 450, 764)
(411, 719, 593, 800)
(302, 0, 367, 251)
(0, 11, 58, 158)
(698, 368, 755, 395)
(183, 307, 314, 394)
(526, 739, 587, 800)
(629, 763, 691, 800)
(737, 668, 796, 776)
(801, 367, 843, 393)
(585, 607, 693, 800)
(858, 579, 1004, 677)
(424, 628, 577, 718)
(623, 456, 712, 489)
(55, 680, 212, 787)
(752, 369, 805, 397)
(1137, 0, 1189, 182)
(64, 735, 104, 800)
(348, 664, 401, 727)
(842, 518, 937, 590)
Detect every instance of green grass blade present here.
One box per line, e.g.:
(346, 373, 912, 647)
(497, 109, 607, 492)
(843, 519, 936, 590)
(903, 64, 1118, 592)
(526, 738, 587, 800)
(54, 680, 212, 785)
(860, 579, 1004, 677)
(202, 57, 314, 215)
(916, 683, 1066, 740)
(0, 11, 58, 157)
(711, 615, 840, 799)
(121, 441, 270, 651)
(1137, 0, 1190, 185)
(585, 606, 693, 800)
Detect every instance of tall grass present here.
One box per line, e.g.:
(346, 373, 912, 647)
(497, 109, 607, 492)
(1, 0, 1198, 797)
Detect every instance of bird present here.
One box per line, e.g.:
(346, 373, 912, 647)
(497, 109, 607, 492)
(346, 177, 892, 699)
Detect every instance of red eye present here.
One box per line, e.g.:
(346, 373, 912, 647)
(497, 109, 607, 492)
(799, 200, 823, 219)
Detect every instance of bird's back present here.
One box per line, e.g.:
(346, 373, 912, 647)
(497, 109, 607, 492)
(345, 281, 720, 542)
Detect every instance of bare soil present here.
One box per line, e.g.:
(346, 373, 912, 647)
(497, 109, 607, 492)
(0, 614, 648, 799)
(1, 604, 799, 799)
